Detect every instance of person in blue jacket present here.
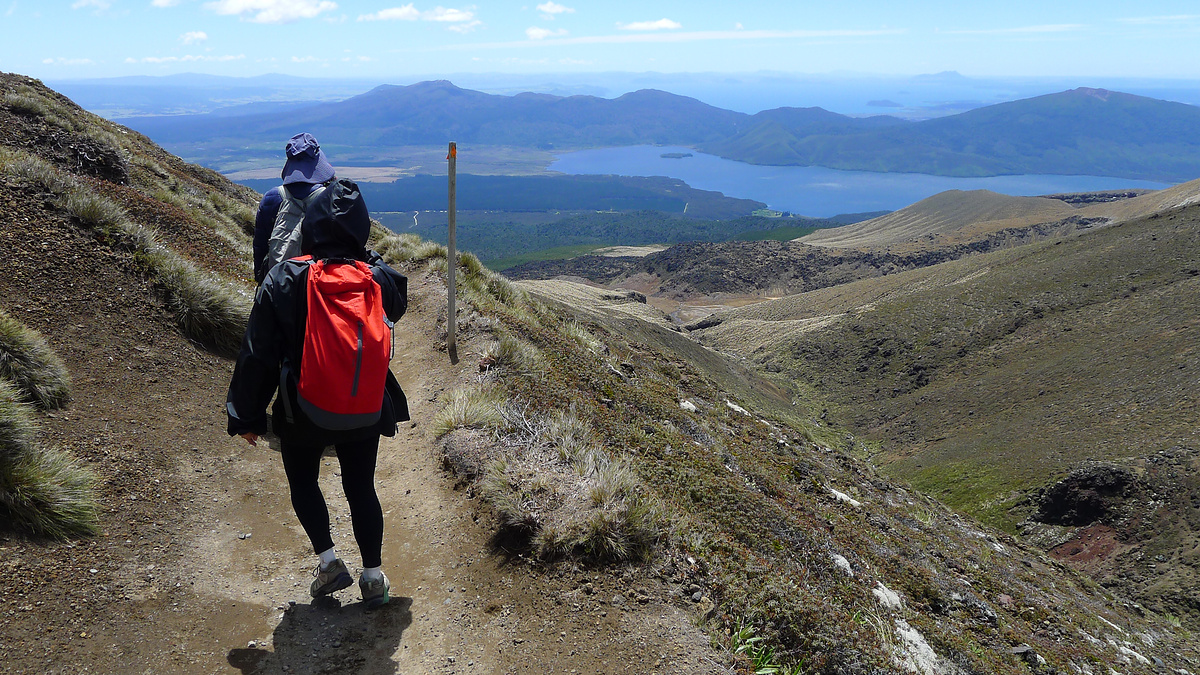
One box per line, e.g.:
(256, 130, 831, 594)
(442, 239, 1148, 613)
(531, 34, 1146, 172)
(228, 178, 408, 609)
(253, 132, 336, 284)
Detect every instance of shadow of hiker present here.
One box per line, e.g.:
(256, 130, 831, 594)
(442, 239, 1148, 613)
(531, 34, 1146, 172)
(227, 594, 413, 674)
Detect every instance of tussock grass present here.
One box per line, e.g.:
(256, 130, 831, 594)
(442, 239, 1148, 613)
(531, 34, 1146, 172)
(0, 310, 71, 410)
(144, 250, 251, 356)
(0, 380, 98, 538)
(430, 386, 506, 438)
(481, 334, 541, 374)
(471, 406, 665, 562)
(561, 319, 602, 353)
(63, 187, 127, 230)
(3, 92, 51, 118)
(2, 150, 250, 355)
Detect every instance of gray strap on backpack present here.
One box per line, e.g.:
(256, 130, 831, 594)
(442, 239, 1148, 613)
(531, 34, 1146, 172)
(266, 184, 326, 273)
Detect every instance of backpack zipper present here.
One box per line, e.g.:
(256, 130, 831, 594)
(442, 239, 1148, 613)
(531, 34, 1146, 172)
(351, 320, 364, 397)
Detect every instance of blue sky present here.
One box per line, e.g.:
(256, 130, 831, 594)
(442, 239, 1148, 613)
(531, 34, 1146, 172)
(6, 0, 1200, 80)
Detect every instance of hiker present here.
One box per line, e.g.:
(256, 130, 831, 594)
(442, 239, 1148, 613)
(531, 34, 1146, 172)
(253, 132, 336, 284)
(226, 177, 409, 609)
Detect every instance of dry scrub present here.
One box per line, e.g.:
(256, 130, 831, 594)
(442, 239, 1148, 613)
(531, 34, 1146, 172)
(0, 149, 251, 355)
(0, 308, 71, 410)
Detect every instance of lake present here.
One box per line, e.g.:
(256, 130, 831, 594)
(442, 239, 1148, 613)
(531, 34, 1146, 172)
(549, 146, 1172, 218)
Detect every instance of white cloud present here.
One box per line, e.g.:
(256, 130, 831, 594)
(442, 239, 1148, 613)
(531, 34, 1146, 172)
(6, 1, 17, 16)
(42, 57, 96, 66)
(734, 22, 743, 30)
(71, 0, 110, 10)
(536, 1, 572, 20)
(424, 6, 473, 22)
(204, 0, 338, 24)
(448, 19, 481, 33)
(291, 55, 322, 62)
(526, 26, 566, 40)
(180, 31, 209, 44)
(358, 4, 418, 21)
(618, 18, 681, 31)
(151, 0, 181, 7)
(358, 4, 477, 29)
(941, 23, 1085, 35)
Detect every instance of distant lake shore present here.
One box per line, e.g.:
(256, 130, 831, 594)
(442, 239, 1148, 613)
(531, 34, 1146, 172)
(549, 146, 1172, 218)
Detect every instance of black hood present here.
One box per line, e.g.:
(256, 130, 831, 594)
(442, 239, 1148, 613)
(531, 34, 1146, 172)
(302, 178, 370, 260)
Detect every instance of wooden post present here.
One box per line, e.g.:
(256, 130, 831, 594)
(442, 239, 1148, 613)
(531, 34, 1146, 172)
(447, 141, 458, 363)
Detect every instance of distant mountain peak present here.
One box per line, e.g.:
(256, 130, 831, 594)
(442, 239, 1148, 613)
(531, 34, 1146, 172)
(1073, 87, 1113, 101)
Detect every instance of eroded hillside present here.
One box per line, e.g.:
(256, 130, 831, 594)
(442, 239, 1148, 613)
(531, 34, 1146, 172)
(3, 71, 1198, 674)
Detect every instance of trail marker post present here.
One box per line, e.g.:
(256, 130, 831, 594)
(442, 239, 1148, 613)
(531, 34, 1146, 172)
(447, 141, 458, 363)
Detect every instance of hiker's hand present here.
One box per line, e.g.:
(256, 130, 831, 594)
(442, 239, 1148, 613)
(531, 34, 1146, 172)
(240, 432, 259, 446)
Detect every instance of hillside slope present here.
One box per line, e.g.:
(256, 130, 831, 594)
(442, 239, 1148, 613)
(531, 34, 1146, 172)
(692, 203, 1200, 621)
(799, 191, 1078, 249)
(5, 72, 1199, 673)
(704, 88, 1200, 182)
(801, 179, 1200, 252)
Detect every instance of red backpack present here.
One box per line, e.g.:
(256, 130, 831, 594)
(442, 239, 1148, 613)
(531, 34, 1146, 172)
(295, 257, 392, 430)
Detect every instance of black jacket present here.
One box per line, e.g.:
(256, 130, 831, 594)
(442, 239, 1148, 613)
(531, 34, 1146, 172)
(226, 179, 409, 445)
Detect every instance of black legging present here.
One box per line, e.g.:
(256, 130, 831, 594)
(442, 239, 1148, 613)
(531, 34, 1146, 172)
(280, 435, 384, 569)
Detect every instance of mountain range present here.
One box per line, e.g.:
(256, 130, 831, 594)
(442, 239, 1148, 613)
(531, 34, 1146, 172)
(115, 80, 1200, 183)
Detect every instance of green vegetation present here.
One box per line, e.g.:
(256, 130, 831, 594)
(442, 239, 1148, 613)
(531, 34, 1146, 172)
(0, 305, 95, 538)
(0, 369, 97, 539)
(0, 309, 71, 410)
(727, 618, 806, 675)
(487, 244, 604, 271)
(385, 210, 826, 264)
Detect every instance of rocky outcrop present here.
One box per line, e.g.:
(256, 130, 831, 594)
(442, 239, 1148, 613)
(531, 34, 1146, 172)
(1033, 465, 1137, 526)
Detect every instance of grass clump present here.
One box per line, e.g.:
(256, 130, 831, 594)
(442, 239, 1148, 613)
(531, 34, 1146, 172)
(475, 406, 665, 562)
(3, 92, 51, 118)
(430, 386, 506, 438)
(0, 310, 71, 410)
(727, 618, 807, 675)
(0, 380, 98, 538)
(481, 333, 541, 374)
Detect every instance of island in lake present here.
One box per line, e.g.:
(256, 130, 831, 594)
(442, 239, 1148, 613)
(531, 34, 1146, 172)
(660, 152, 693, 159)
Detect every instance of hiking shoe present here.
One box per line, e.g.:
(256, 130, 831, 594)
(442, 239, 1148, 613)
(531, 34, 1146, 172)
(310, 559, 353, 598)
(359, 572, 390, 609)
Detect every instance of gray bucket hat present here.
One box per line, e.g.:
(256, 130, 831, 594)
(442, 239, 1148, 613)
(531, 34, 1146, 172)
(281, 132, 335, 185)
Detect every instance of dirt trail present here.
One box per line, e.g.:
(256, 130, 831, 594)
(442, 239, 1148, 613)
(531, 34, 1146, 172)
(203, 269, 725, 675)
(2, 187, 722, 673)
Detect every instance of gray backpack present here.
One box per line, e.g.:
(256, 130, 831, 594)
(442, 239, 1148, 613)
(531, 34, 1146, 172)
(265, 183, 327, 275)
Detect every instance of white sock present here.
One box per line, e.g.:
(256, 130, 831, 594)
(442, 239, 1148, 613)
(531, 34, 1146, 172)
(318, 548, 337, 569)
(362, 566, 383, 581)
